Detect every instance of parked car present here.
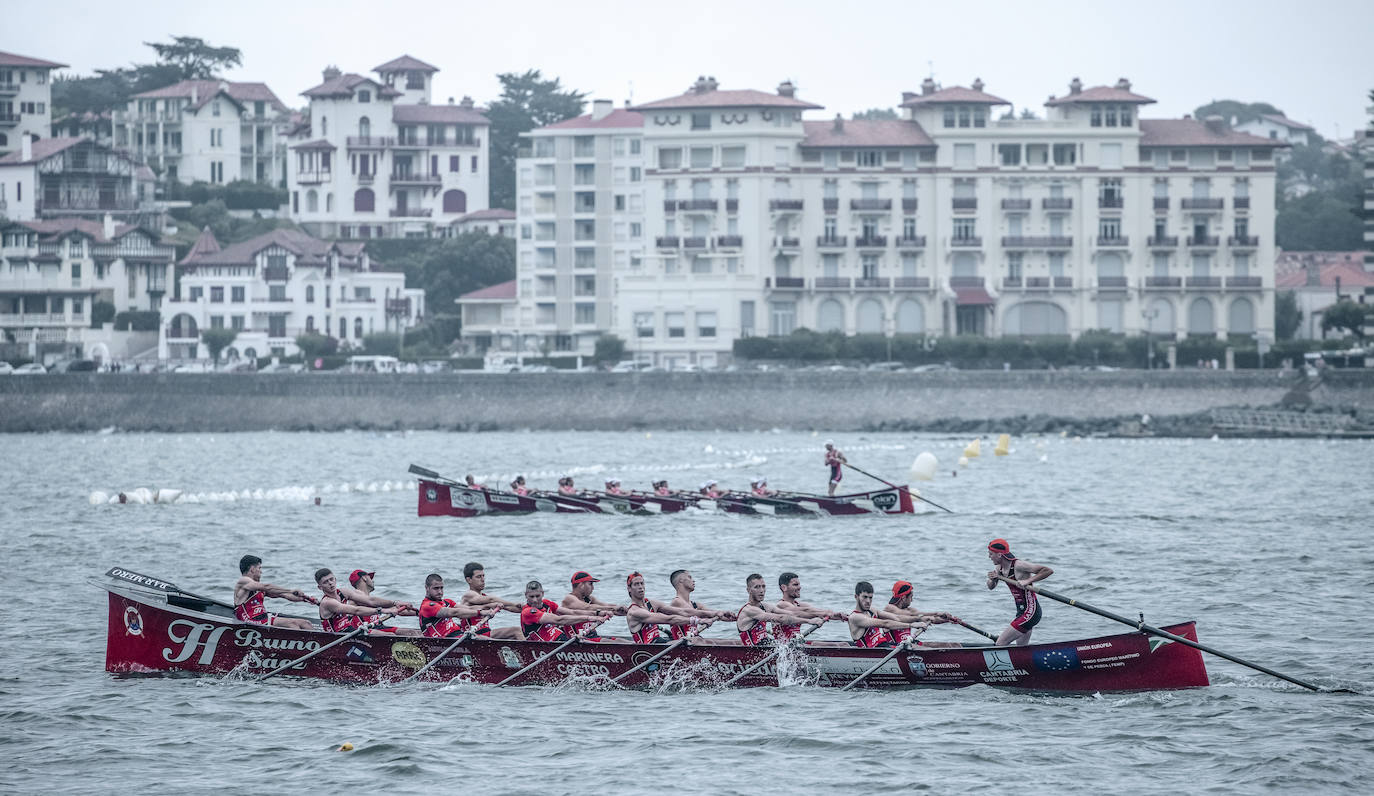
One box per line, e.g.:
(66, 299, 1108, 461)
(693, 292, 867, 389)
(866, 361, 905, 372)
(911, 363, 956, 373)
(172, 363, 211, 374)
(0, 362, 14, 375)
(13, 363, 48, 374)
(610, 361, 651, 373)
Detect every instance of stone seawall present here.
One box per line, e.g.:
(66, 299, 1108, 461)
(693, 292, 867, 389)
(2, 370, 1370, 433)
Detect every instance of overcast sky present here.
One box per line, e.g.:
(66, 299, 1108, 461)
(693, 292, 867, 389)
(6, 0, 1372, 138)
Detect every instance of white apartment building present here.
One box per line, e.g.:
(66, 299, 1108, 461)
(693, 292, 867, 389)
(167, 227, 424, 360)
(1235, 114, 1314, 147)
(0, 50, 66, 159)
(286, 56, 490, 239)
(1, 215, 174, 362)
(0, 137, 156, 222)
(113, 80, 290, 186)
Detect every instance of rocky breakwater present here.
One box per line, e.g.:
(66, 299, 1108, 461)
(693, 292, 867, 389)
(3, 369, 1370, 434)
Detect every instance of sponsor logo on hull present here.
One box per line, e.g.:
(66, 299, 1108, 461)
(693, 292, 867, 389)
(391, 642, 426, 669)
(124, 606, 144, 636)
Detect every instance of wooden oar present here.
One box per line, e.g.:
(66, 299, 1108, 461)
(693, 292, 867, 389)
(994, 576, 1338, 693)
(952, 617, 998, 641)
(843, 462, 953, 513)
(401, 619, 491, 684)
(252, 617, 390, 683)
(495, 633, 582, 687)
(840, 627, 927, 692)
(723, 621, 825, 687)
(608, 638, 689, 686)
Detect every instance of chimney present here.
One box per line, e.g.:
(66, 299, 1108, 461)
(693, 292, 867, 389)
(1115, 77, 1132, 91)
(1306, 263, 1320, 287)
(20, 134, 31, 163)
(706, 76, 719, 92)
(1069, 77, 1082, 95)
(921, 77, 936, 96)
(832, 113, 844, 133)
(1204, 115, 1228, 134)
(777, 80, 796, 98)
(459, 96, 474, 109)
(693, 76, 710, 94)
(190, 85, 198, 105)
(592, 99, 613, 121)
(971, 78, 985, 92)
(322, 66, 341, 81)
(103, 213, 115, 240)
(448, 97, 454, 105)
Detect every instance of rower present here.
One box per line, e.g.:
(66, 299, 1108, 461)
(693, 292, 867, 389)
(418, 573, 500, 639)
(823, 440, 847, 497)
(885, 581, 962, 648)
(625, 572, 710, 644)
(750, 477, 776, 497)
(557, 476, 578, 495)
(653, 479, 672, 497)
(604, 477, 627, 495)
(699, 479, 722, 498)
(985, 538, 1054, 646)
(233, 554, 313, 630)
(560, 571, 624, 640)
(458, 561, 524, 640)
(774, 571, 849, 646)
(464, 474, 487, 491)
(848, 581, 926, 648)
(315, 568, 402, 634)
(338, 569, 420, 636)
(668, 569, 733, 644)
(510, 475, 529, 496)
(522, 580, 606, 642)
(736, 573, 820, 646)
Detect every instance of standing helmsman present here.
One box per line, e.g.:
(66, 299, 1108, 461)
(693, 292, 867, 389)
(985, 538, 1054, 646)
(823, 440, 847, 496)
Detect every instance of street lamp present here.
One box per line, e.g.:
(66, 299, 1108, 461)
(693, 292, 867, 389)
(1141, 307, 1159, 370)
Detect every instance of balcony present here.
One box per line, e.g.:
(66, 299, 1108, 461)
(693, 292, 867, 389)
(1228, 235, 1259, 248)
(766, 276, 805, 289)
(952, 198, 978, 211)
(1042, 197, 1073, 211)
(386, 298, 412, 315)
(725, 198, 738, 212)
(1226, 276, 1263, 289)
(357, 171, 375, 184)
(1187, 235, 1220, 247)
(715, 235, 743, 248)
(949, 276, 985, 288)
(855, 277, 890, 290)
(682, 236, 708, 249)
(902, 198, 919, 213)
(1148, 235, 1179, 247)
(851, 199, 892, 211)
(1096, 276, 1129, 291)
(1002, 236, 1073, 248)
(1004, 277, 1070, 291)
(0, 82, 17, 95)
(393, 138, 425, 149)
(1153, 197, 1170, 210)
(893, 276, 931, 289)
(346, 136, 394, 149)
(1233, 197, 1251, 210)
(773, 236, 800, 248)
(0, 313, 71, 326)
(855, 235, 888, 248)
(389, 208, 433, 217)
(0, 113, 20, 126)
(895, 235, 926, 248)
(770, 199, 804, 211)
(1186, 276, 1222, 289)
(1001, 198, 1032, 211)
(1144, 276, 1183, 289)
(1096, 236, 1130, 247)
(816, 236, 848, 248)
(1181, 198, 1224, 210)
(815, 277, 851, 290)
(950, 237, 982, 247)
(656, 236, 680, 248)
(823, 198, 839, 212)
(1098, 196, 1124, 209)
(679, 199, 718, 211)
(35, 197, 140, 214)
(297, 170, 330, 184)
(391, 172, 441, 185)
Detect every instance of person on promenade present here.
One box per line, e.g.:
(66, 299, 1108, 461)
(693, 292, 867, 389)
(624, 572, 712, 644)
(418, 573, 499, 639)
(848, 581, 927, 648)
(985, 538, 1054, 646)
(338, 569, 419, 636)
(668, 569, 734, 643)
(458, 562, 524, 639)
(316, 568, 403, 634)
(885, 581, 962, 648)
(560, 571, 625, 640)
(233, 555, 313, 630)
(824, 441, 847, 496)
(736, 573, 821, 646)
(521, 581, 607, 642)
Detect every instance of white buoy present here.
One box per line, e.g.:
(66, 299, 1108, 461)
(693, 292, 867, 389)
(155, 489, 182, 504)
(958, 456, 969, 468)
(1039, 454, 1049, 463)
(910, 452, 938, 481)
(130, 487, 153, 504)
(89, 491, 109, 505)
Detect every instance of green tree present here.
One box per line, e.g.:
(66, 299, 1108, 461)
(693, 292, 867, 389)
(1275, 291, 1302, 341)
(362, 333, 401, 356)
(486, 70, 587, 209)
(295, 332, 338, 362)
(852, 107, 897, 120)
(1276, 192, 1363, 250)
(365, 232, 515, 318)
(89, 300, 116, 328)
(201, 327, 238, 364)
(52, 37, 241, 118)
(593, 334, 626, 365)
(1320, 301, 1371, 340)
(143, 36, 243, 79)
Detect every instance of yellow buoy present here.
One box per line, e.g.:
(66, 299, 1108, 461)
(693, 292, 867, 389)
(338, 742, 354, 752)
(994, 434, 1010, 456)
(963, 439, 981, 458)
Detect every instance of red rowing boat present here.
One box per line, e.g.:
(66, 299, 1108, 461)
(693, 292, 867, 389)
(102, 569, 1209, 692)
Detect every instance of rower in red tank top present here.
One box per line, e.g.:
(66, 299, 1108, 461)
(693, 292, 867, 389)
(625, 572, 707, 644)
(557, 476, 578, 495)
(653, 479, 672, 496)
(315, 568, 398, 634)
(232, 554, 313, 631)
(985, 538, 1054, 647)
(774, 572, 848, 646)
(847, 581, 924, 649)
(561, 570, 625, 640)
(458, 562, 526, 640)
(521, 580, 606, 641)
(510, 475, 530, 496)
(668, 570, 733, 644)
(736, 573, 819, 646)
(417, 573, 497, 638)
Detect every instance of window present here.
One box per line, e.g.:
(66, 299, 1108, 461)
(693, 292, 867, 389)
(1152, 253, 1170, 277)
(861, 255, 880, 279)
(1052, 144, 1076, 166)
(740, 300, 756, 337)
(306, 285, 315, 303)
(769, 301, 796, 336)
(1192, 178, 1211, 199)
(354, 188, 375, 212)
(634, 312, 655, 337)
(358, 89, 370, 103)
(340, 318, 348, 338)
(774, 146, 790, 167)
(629, 139, 641, 154)
(471, 156, 478, 173)
(231, 286, 245, 303)
(903, 217, 917, 238)
(857, 150, 882, 167)
(232, 316, 246, 331)
(210, 316, 224, 329)
(355, 318, 364, 338)
(269, 285, 287, 301)
(691, 255, 711, 274)
(998, 144, 1021, 166)
(190, 287, 203, 301)
(1007, 252, 1024, 280)
(823, 217, 838, 240)
(213, 101, 222, 118)
(450, 155, 460, 172)
(691, 112, 711, 130)
(575, 303, 596, 324)
(1234, 178, 1249, 199)
(573, 164, 595, 185)
(690, 147, 713, 168)
(630, 222, 642, 239)
(210, 286, 224, 303)
(943, 107, 956, 128)
(658, 148, 683, 169)
(953, 218, 977, 240)
(1099, 217, 1122, 239)
(722, 146, 745, 167)
(697, 311, 717, 338)
(443, 189, 467, 213)
(574, 136, 595, 157)
(629, 167, 642, 182)
(1048, 252, 1065, 277)
(666, 311, 686, 337)
(1154, 179, 1169, 199)
(534, 139, 555, 157)
(1025, 144, 1048, 166)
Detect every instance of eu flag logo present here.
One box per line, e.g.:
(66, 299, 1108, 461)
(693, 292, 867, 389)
(1032, 647, 1080, 672)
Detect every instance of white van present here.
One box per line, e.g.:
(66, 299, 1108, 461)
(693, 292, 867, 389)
(344, 355, 401, 374)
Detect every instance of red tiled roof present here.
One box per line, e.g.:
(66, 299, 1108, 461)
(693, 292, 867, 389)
(801, 119, 933, 148)
(132, 80, 287, 112)
(180, 227, 222, 265)
(457, 208, 516, 221)
(1045, 86, 1156, 106)
(1139, 119, 1288, 148)
(0, 50, 68, 69)
(632, 88, 822, 111)
(183, 228, 337, 266)
(392, 104, 488, 124)
(901, 86, 1010, 107)
(17, 218, 141, 243)
(1259, 114, 1315, 132)
(459, 280, 516, 301)
(302, 73, 401, 99)
(373, 55, 439, 73)
(288, 139, 337, 151)
(1274, 251, 1374, 289)
(0, 136, 85, 165)
(955, 287, 995, 305)
(542, 109, 644, 130)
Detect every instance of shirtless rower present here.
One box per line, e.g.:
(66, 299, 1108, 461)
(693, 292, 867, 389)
(699, 480, 722, 498)
(464, 474, 486, 490)
(750, 477, 776, 497)
(510, 475, 530, 495)
(848, 581, 927, 648)
(522, 581, 607, 642)
(315, 568, 403, 634)
(736, 573, 821, 646)
(824, 440, 847, 497)
(885, 580, 962, 648)
(653, 479, 672, 496)
(604, 478, 627, 495)
(417, 573, 500, 639)
(338, 569, 420, 636)
(561, 571, 625, 640)
(624, 572, 712, 644)
(557, 476, 578, 495)
(458, 561, 524, 640)
(233, 554, 313, 630)
(774, 571, 849, 646)
(985, 538, 1054, 646)
(668, 569, 733, 644)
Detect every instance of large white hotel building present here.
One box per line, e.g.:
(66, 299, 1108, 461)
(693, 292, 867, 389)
(465, 76, 1285, 368)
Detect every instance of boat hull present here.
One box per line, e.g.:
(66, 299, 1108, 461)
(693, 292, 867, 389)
(105, 582, 1209, 692)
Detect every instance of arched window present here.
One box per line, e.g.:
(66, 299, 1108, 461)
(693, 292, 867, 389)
(326, 194, 333, 212)
(856, 299, 884, 334)
(170, 313, 198, 338)
(1096, 252, 1124, 278)
(354, 188, 374, 212)
(339, 317, 348, 338)
(1004, 301, 1069, 336)
(951, 252, 977, 277)
(306, 285, 315, 303)
(817, 299, 844, 332)
(358, 116, 370, 138)
(1228, 298, 1255, 335)
(244, 347, 257, 360)
(305, 316, 315, 332)
(225, 347, 239, 361)
(354, 318, 364, 339)
(306, 190, 318, 212)
(1147, 298, 1175, 335)
(1187, 298, 1215, 335)
(896, 299, 924, 334)
(443, 189, 467, 214)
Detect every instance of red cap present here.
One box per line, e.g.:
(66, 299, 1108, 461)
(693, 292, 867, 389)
(988, 538, 1011, 555)
(626, 571, 643, 587)
(892, 580, 914, 598)
(571, 571, 599, 585)
(348, 569, 375, 586)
